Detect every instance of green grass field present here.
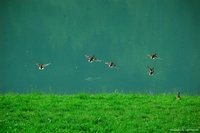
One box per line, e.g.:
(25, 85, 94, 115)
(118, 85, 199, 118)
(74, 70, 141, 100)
(0, 92, 199, 133)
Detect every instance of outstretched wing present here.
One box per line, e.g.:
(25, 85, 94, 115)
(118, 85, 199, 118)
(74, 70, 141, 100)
(147, 54, 154, 57)
(113, 63, 118, 69)
(95, 59, 102, 62)
(44, 63, 51, 67)
(156, 57, 163, 60)
(34, 62, 40, 66)
(85, 55, 90, 59)
(114, 66, 119, 69)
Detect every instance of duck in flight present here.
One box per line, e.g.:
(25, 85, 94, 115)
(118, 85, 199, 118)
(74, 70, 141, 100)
(148, 53, 162, 60)
(105, 62, 118, 69)
(85, 55, 102, 63)
(34, 62, 51, 70)
(147, 66, 154, 76)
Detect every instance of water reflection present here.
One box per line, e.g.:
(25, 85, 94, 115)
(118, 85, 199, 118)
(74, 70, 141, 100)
(85, 77, 101, 81)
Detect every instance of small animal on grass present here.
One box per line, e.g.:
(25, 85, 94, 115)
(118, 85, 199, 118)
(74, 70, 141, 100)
(147, 66, 154, 76)
(34, 62, 51, 70)
(176, 92, 181, 100)
(85, 55, 102, 63)
(148, 53, 162, 60)
(105, 62, 118, 69)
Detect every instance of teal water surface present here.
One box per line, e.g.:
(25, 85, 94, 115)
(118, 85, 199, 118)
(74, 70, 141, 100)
(1, 0, 200, 94)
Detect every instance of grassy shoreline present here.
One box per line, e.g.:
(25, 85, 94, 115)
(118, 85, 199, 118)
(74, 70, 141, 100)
(0, 93, 199, 132)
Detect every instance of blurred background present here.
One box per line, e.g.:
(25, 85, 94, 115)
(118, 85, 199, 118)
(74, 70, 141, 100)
(0, 0, 200, 94)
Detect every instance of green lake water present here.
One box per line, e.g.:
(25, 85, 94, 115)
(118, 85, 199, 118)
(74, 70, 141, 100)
(1, 0, 200, 94)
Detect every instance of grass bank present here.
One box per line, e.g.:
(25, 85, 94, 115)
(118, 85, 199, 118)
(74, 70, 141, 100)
(0, 92, 199, 132)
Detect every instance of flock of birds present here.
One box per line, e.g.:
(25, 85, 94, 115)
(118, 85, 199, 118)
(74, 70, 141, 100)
(34, 53, 181, 100)
(84, 53, 162, 76)
(85, 55, 119, 69)
(34, 53, 162, 73)
(34, 53, 161, 75)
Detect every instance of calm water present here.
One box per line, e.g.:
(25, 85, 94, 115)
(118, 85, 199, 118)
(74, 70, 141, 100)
(1, 0, 200, 94)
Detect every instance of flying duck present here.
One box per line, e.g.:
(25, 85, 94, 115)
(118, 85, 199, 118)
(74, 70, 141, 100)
(35, 62, 51, 70)
(148, 53, 162, 60)
(85, 55, 101, 63)
(147, 66, 154, 76)
(105, 62, 118, 69)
